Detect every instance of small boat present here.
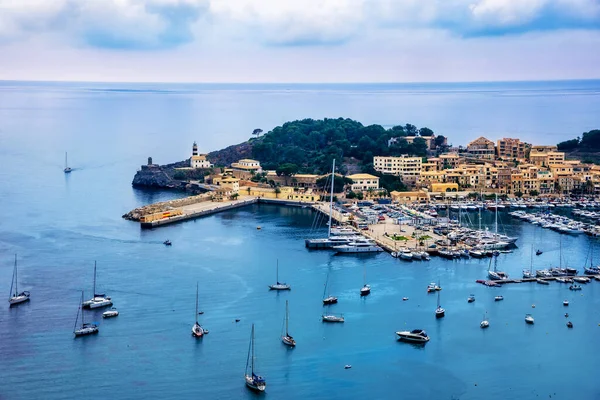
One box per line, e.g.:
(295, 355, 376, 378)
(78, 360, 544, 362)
(74, 291, 99, 337)
(322, 268, 338, 305)
(269, 260, 291, 290)
(344, 365, 352, 369)
(64, 152, 72, 173)
(494, 295, 504, 301)
(569, 284, 582, 291)
(245, 324, 266, 392)
(163, 240, 172, 246)
(102, 307, 119, 318)
(8, 254, 30, 306)
(536, 278, 550, 285)
(480, 312, 489, 329)
(400, 249, 413, 260)
(322, 314, 344, 323)
(281, 300, 296, 347)
(402, 297, 409, 301)
(536, 250, 543, 255)
(469, 249, 485, 258)
(256, 226, 261, 230)
(192, 283, 205, 338)
(396, 329, 430, 343)
(566, 321, 573, 328)
(467, 294, 475, 303)
(573, 277, 590, 283)
(360, 264, 370, 296)
(435, 290, 445, 318)
(565, 313, 569, 318)
(525, 314, 534, 324)
(563, 300, 569, 306)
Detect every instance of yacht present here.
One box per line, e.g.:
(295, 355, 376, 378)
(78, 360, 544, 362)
(192, 283, 206, 338)
(334, 240, 383, 253)
(82, 261, 112, 309)
(74, 291, 99, 337)
(245, 324, 266, 392)
(399, 249, 413, 260)
(469, 249, 485, 258)
(525, 314, 535, 324)
(268, 260, 291, 290)
(322, 314, 344, 323)
(8, 254, 30, 306)
(435, 290, 445, 318)
(396, 329, 430, 343)
(281, 300, 296, 347)
(102, 308, 119, 318)
(536, 278, 550, 285)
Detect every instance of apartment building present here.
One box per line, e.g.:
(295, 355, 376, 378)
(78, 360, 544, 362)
(373, 155, 422, 184)
(529, 150, 565, 167)
(347, 173, 380, 192)
(497, 138, 530, 160)
(439, 153, 462, 169)
(466, 137, 495, 160)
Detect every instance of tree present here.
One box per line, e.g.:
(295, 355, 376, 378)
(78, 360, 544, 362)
(419, 127, 434, 137)
(356, 192, 364, 200)
(347, 191, 357, 199)
(557, 138, 579, 151)
(276, 163, 299, 185)
(580, 130, 600, 151)
(316, 174, 353, 193)
(529, 190, 539, 197)
(515, 191, 523, 198)
(274, 186, 281, 197)
(252, 128, 263, 139)
(173, 171, 186, 180)
(230, 193, 239, 200)
(434, 135, 447, 148)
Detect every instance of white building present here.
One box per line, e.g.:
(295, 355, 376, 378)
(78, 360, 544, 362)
(347, 173, 380, 192)
(373, 155, 422, 185)
(190, 142, 213, 169)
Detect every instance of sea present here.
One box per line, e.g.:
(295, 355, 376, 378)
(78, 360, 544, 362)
(1, 80, 600, 400)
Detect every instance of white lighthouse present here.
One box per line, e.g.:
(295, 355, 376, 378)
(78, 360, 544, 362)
(190, 142, 212, 169)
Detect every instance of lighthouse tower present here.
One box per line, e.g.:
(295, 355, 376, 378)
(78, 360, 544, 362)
(190, 141, 212, 168)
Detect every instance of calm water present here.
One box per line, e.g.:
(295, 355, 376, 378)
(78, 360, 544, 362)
(1, 81, 600, 399)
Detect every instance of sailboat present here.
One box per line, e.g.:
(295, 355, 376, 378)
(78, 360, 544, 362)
(8, 254, 30, 306)
(480, 311, 489, 328)
(360, 263, 370, 296)
(435, 289, 445, 318)
(192, 282, 206, 338)
(74, 291, 98, 337)
(281, 300, 296, 347)
(64, 152, 72, 173)
(322, 268, 338, 305)
(523, 245, 534, 278)
(268, 260, 291, 290)
(82, 261, 112, 309)
(245, 324, 266, 392)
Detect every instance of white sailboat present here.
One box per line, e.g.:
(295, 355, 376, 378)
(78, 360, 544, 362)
(523, 245, 534, 278)
(322, 313, 344, 322)
(268, 260, 291, 290)
(8, 254, 30, 306)
(82, 261, 112, 309)
(281, 300, 296, 347)
(74, 291, 98, 337)
(192, 282, 206, 338)
(64, 152, 72, 173)
(480, 311, 489, 328)
(322, 268, 338, 305)
(435, 289, 445, 318)
(245, 324, 266, 392)
(360, 263, 370, 296)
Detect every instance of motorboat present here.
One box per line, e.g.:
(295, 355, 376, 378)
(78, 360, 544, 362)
(163, 240, 172, 246)
(102, 308, 119, 318)
(569, 284, 582, 291)
(573, 277, 590, 283)
(323, 295, 338, 305)
(522, 269, 533, 279)
(563, 300, 569, 306)
(396, 329, 430, 343)
(268, 260, 291, 290)
(565, 268, 578, 275)
(402, 297, 409, 301)
(8, 255, 30, 306)
(467, 294, 475, 303)
(344, 365, 352, 369)
(322, 314, 344, 322)
(525, 314, 534, 324)
(400, 249, 414, 260)
(334, 240, 383, 253)
(567, 321, 573, 328)
(494, 295, 504, 301)
(536, 250, 543, 256)
(469, 249, 485, 258)
(536, 278, 550, 285)
(245, 324, 266, 392)
(360, 284, 371, 296)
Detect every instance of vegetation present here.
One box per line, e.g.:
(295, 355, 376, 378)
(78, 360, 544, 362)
(251, 118, 440, 175)
(316, 174, 353, 193)
(558, 129, 600, 151)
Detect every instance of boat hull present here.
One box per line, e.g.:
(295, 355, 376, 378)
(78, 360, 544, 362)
(282, 335, 296, 347)
(245, 375, 266, 392)
(322, 315, 344, 323)
(74, 326, 99, 337)
(269, 285, 291, 290)
(323, 297, 338, 305)
(9, 294, 30, 305)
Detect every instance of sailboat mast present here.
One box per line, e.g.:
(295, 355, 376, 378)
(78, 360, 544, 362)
(93, 261, 97, 297)
(494, 193, 498, 238)
(437, 289, 440, 307)
(327, 159, 335, 238)
(530, 244, 534, 274)
(14, 254, 18, 296)
(276, 260, 279, 284)
(65, 152, 68, 169)
(74, 293, 82, 332)
(251, 324, 255, 375)
(479, 190, 482, 232)
(80, 291, 85, 326)
(195, 282, 199, 324)
(285, 300, 289, 336)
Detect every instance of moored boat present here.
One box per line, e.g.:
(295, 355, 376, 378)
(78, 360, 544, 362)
(269, 260, 291, 290)
(102, 307, 119, 318)
(281, 300, 296, 347)
(245, 324, 266, 392)
(396, 329, 430, 343)
(8, 254, 30, 306)
(322, 314, 344, 322)
(74, 291, 99, 337)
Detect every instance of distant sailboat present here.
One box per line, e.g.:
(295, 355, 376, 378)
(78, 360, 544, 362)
(281, 300, 296, 347)
(322, 267, 338, 305)
(8, 254, 30, 306)
(245, 324, 266, 392)
(64, 152, 72, 173)
(82, 261, 112, 309)
(269, 260, 290, 290)
(360, 263, 370, 296)
(74, 291, 98, 337)
(480, 311, 489, 328)
(435, 289, 445, 318)
(192, 282, 205, 338)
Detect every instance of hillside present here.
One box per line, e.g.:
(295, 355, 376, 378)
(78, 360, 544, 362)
(207, 117, 445, 175)
(557, 129, 600, 164)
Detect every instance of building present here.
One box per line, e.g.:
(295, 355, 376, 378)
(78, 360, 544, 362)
(347, 173, 380, 192)
(212, 174, 240, 194)
(439, 153, 462, 169)
(230, 159, 262, 180)
(529, 149, 565, 167)
(466, 137, 495, 160)
(390, 191, 429, 204)
(373, 155, 422, 185)
(497, 138, 530, 160)
(190, 142, 213, 169)
(430, 182, 459, 192)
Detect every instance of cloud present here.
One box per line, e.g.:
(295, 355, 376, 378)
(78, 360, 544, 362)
(0, 0, 599, 50)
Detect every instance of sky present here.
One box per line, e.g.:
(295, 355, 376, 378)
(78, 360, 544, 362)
(0, 0, 599, 83)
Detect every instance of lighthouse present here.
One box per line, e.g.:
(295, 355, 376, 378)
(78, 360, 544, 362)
(190, 141, 213, 169)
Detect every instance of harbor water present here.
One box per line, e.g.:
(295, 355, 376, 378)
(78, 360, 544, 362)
(1, 81, 600, 399)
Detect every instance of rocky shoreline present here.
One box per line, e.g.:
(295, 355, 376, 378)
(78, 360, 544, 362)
(131, 158, 213, 193)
